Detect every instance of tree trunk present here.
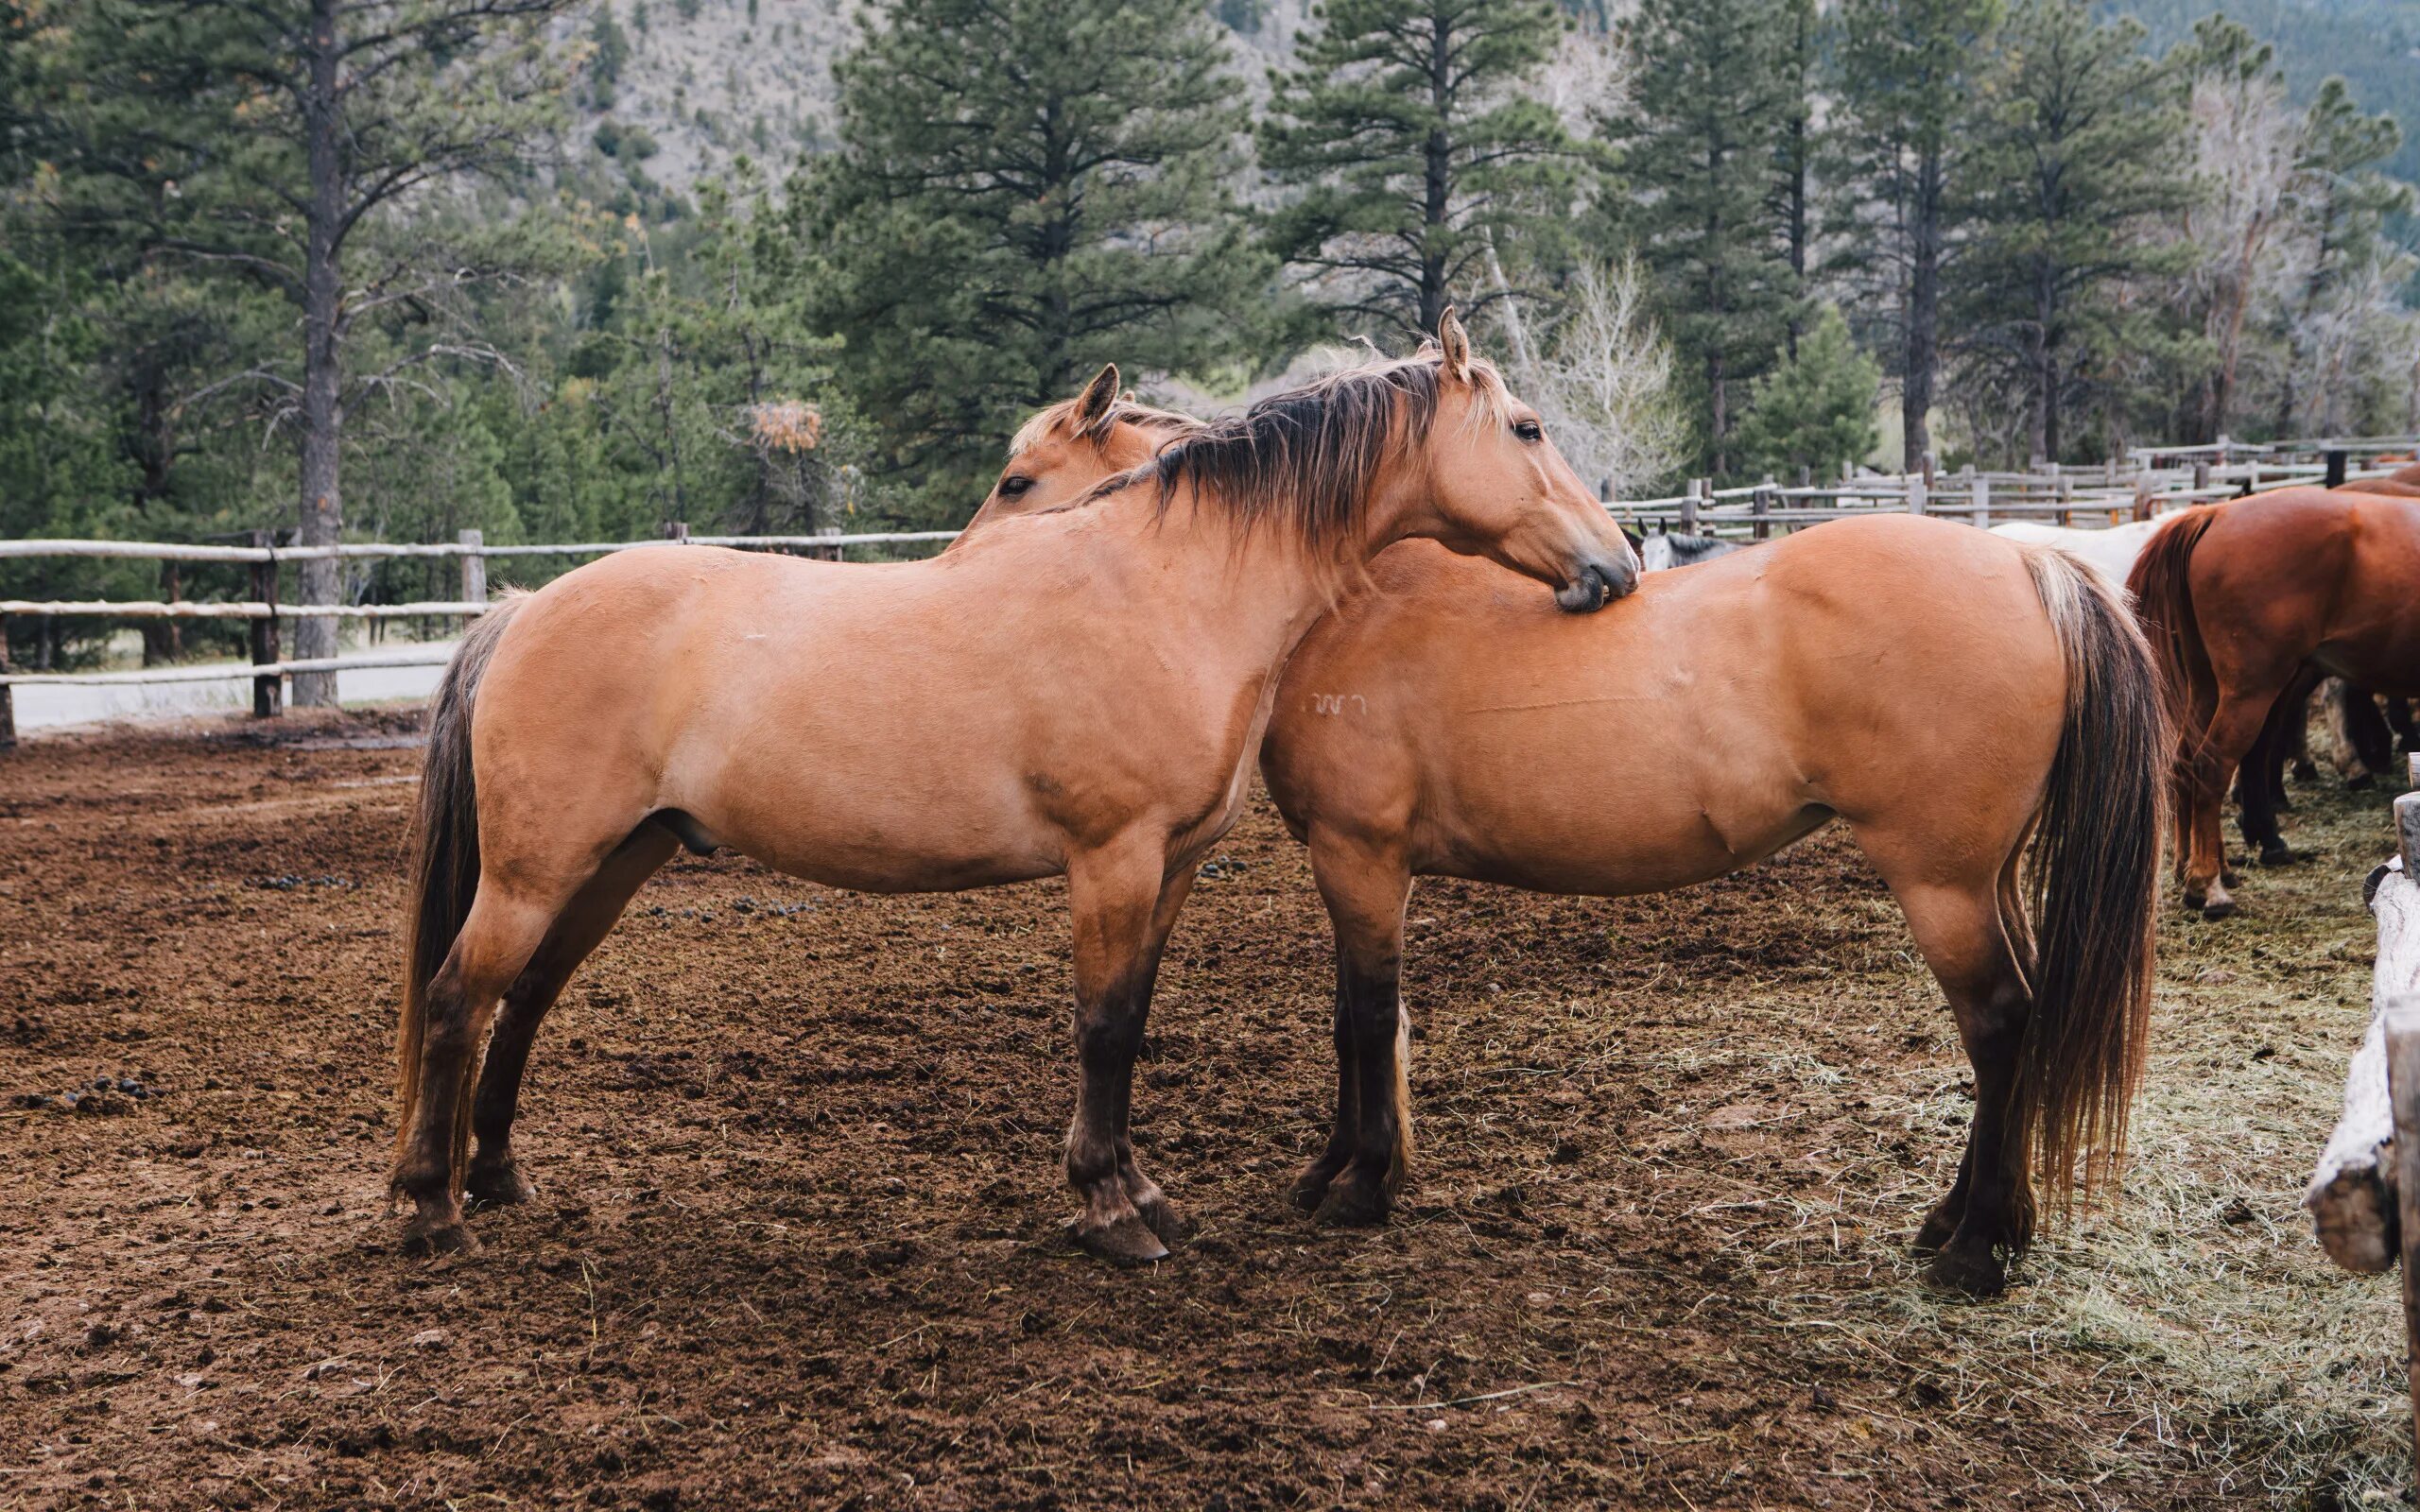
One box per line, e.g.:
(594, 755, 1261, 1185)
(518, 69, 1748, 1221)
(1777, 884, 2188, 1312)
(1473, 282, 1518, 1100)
(291, 0, 345, 707)
(1782, 0, 1809, 358)
(1903, 146, 1941, 472)
(1418, 10, 1453, 335)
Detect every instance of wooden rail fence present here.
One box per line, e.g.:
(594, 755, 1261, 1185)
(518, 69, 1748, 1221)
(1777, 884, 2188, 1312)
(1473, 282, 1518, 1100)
(2, 434, 2413, 747)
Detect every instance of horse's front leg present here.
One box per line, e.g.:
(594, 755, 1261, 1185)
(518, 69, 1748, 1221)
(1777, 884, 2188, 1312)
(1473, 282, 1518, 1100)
(1063, 838, 1187, 1263)
(1300, 830, 1414, 1226)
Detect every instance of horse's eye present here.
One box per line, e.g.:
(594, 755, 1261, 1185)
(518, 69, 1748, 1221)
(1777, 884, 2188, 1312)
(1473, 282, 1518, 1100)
(999, 474, 1035, 498)
(1512, 420, 1544, 443)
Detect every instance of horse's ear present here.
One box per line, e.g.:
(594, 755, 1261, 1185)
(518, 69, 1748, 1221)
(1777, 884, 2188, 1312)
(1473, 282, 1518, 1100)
(1437, 307, 1472, 385)
(1075, 363, 1120, 439)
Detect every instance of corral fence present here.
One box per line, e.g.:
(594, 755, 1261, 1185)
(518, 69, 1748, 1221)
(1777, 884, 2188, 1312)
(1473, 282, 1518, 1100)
(1, 433, 2413, 747)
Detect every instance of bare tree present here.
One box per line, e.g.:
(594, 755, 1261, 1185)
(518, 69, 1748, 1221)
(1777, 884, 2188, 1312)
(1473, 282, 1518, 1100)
(1495, 255, 1685, 499)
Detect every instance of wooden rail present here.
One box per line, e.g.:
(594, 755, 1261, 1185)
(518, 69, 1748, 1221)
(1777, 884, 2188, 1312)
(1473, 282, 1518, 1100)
(0, 521, 959, 743)
(1, 435, 2412, 744)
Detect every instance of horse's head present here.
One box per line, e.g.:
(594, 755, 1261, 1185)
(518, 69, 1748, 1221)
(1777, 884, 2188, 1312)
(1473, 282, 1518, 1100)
(1138, 311, 1635, 612)
(953, 366, 1195, 549)
(1399, 310, 1637, 611)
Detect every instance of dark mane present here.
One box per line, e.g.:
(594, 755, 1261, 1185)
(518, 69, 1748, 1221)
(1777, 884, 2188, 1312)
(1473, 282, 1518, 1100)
(1085, 349, 1506, 555)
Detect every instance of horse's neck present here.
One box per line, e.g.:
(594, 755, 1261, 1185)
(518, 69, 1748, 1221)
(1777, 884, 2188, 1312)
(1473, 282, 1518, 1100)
(1090, 483, 1374, 671)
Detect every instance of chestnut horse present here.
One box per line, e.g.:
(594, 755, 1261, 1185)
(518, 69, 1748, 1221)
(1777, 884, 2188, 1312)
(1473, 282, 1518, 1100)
(1258, 523, 2167, 1295)
(390, 318, 1636, 1260)
(2129, 488, 2420, 916)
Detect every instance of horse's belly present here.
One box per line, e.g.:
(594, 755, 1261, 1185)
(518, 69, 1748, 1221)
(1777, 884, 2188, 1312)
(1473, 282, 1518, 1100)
(1418, 768, 1824, 899)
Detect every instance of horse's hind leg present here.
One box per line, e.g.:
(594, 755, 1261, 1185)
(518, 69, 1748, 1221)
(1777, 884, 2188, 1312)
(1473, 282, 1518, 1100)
(1297, 829, 1413, 1226)
(1888, 876, 2034, 1296)
(2185, 688, 2285, 918)
(392, 885, 567, 1253)
(466, 823, 679, 1206)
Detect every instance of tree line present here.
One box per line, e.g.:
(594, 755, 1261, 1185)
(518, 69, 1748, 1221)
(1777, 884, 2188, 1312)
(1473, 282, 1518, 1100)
(0, 0, 2411, 688)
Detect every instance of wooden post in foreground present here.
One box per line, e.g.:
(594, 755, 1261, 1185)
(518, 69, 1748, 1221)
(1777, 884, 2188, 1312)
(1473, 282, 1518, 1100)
(248, 530, 281, 719)
(458, 529, 487, 635)
(2326, 449, 2349, 489)
(0, 611, 14, 750)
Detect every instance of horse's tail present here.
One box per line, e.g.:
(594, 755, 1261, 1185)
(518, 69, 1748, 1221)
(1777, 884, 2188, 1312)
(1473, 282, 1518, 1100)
(2012, 547, 2169, 1244)
(2122, 504, 2222, 734)
(394, 594, 527, 1177)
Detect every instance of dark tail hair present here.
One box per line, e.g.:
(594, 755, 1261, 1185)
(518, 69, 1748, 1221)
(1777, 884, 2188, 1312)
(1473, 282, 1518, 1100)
(2006, 548, 2169, 1246)
(394, 594, 527, 1180)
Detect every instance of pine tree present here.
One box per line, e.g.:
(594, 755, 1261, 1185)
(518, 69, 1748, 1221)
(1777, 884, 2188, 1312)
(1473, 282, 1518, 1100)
(1824, 0, 1999, 470)
(1951, 0, 2189, 463)
(1605, 0, 1801, 477)
(796, 0, 1264, 519)
(1730, 304, 1882, 482)
(56, 0, 576, 702)
(1260, 0, 1582, 344)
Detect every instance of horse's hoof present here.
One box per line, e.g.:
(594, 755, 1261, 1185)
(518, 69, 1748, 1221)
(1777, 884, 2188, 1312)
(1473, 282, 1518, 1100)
(1910, 1211, 1959, 1258)
(1070, 1212, 1168, 1265)
(401, 1218, 479, 1257)
(2292, 760, 2319, 782)
(465, 1159, 535, 1207)
(1134, 1194, 1189, 1246)
(2202, 896, 2238, 920)
(1925, 1246, 2008, 1298)
(2350, 772, 2377, 791)
(1288, 1160, 1343, 1213)
(2258, 844, 2294, 868)
(1313, 1174, 1392, 1228)
(2180, 888, 2206, 912)
(2221, 868, 2241, 887)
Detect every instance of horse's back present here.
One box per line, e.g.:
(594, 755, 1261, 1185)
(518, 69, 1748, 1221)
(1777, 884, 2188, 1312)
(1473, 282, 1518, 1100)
(1266, 516, 2066, 890)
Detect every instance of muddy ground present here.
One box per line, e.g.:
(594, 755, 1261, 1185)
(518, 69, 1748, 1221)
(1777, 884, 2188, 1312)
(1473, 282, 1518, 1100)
(0, 710, 2409, 1509)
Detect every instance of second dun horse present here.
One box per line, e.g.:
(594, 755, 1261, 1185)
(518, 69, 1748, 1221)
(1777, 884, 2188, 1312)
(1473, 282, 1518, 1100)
(389, 315, 1635, 1262)
(975, 404, 2168, 1296)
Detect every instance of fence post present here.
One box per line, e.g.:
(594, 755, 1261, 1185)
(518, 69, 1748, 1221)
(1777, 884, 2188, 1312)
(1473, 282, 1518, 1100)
(0, 611, 14, 750)
(663, 520, 690, 544)
(1907, 471, 1928, 516)
(249, 530, 282, 719)
(1752, 478, 1774, 541)
(458, 528, 487, 612)
(2192, 459, 2211, 498)
(1971, 475, 1990, 529)
(2325, 448, 2348, 489)
(1680, 479, 1703, 536)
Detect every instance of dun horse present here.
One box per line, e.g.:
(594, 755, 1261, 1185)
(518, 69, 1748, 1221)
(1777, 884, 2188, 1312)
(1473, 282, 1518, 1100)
(975, 408, 2166, 1295)
(1257, 525, 2167, 1295)
(390, 316, 1636, 1260)
(2127, 487, 2420, 917)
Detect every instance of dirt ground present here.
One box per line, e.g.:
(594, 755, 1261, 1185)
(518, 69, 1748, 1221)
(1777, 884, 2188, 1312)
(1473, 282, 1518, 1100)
(0, 709, 2411, 1510)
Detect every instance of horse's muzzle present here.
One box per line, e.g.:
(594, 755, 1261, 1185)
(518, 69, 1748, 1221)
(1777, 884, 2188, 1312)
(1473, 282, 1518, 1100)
(1555, 557, 1636, 614)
